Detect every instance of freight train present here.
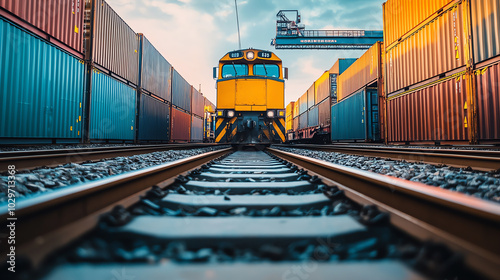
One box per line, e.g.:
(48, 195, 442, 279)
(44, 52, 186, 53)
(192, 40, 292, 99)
(0, 0, 216, 144)
(287, 0, 500, 145)
(214, 49, 287, 145)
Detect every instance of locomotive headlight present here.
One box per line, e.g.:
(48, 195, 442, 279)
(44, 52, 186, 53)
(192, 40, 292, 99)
(266, 110, 275, 118)
(227, 110, 235, 118)
(246, 51, 255, 60)
(278, 110, 285, 117)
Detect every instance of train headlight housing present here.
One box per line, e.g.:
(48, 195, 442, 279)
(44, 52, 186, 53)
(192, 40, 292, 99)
(246, 51, 255, 60)
(217, 111, 224, 117)
(227, 110, 235, 118)
(266, 110, 275, 118)
(278, 110, 285, 117)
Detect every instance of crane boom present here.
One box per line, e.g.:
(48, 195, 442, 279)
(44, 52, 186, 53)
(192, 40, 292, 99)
(271, 10, 383, 50)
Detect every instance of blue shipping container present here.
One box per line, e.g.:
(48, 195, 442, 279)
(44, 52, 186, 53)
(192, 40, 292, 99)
(331, 88, 380, 142)
(331, 58, 357, 105)
(138, 93, 170, 141)
(172, 69, 192, 112)
(90, 70, 136, 140)
(298, 113, 308, 129)
(307, 106, 319, 128)
(139, 35, 172, 101)
(0, 18, 84, 143)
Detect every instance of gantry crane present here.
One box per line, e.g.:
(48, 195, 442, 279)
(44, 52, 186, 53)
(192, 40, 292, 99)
(271, 10, 383, 49)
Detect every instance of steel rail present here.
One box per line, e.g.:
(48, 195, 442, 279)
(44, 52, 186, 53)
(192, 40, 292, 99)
(277, 144, 500, 171)
(0, 148, 232, 266)
(0, 143, 219, 171)
(268, 148, 500, 279)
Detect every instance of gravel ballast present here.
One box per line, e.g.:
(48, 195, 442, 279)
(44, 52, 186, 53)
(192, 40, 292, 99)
(0, 146, 228, 203)
(273, 147, 500, 203)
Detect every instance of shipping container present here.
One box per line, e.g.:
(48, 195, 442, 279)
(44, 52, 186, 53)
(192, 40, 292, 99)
(285, 102, 295, 132)
(0, 18, 84, 143)
(139, 35, 172, 101)
(329, 58, 358, 75)
(315, 71, 330, 104)
(470, 0, 500, 64)
(476, 62, 500, 141)
(171, 107, 191, 142)
(293, 100, 299, 117)
(387, 77, 467, 143)
(138, 94, 170, 142)
(318, 97, 331, 127)
(307, 83, 315, 108)
(385, 3, 466, 94)
(293, 117, 299, 134)
(172, 69, 192, 112)
(89, 70, 136, 141)
(298, 113, 308, 130)
(307, 106, 319, 127)
(0, 0, 84, 55)
(331, 88, 380, 142)
(338, 42, 382, 101)
(191, 115, 203, 142)
(299, 93, 308, 114)
(204, 97, 216, 113)
(91, 0, 139, 84)
(191, 87, 204, 118)
(382, 0, 455, 47)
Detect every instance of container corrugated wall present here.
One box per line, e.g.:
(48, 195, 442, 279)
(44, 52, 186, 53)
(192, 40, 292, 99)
(385, 3, 466, 94)
(330, 58, 358, 75)
(338, 42, 381, 101)
(331, 89, 380, 142)
(92, 0, 139, 84)
(476, 62, 500, 140)
(383, 0, 455, 47)
(90, 70, 136, 140)
(140, 35, 172, 100)
(470, 0, 500, 63)
(307, 84, 315, 108)
(315, 71, 330, 104)
(299, 93, 308, 114)
(307, 106, 319, 127)
(191, 116, 203, 142)
(293, 117, 299, 133)
(298, 113, 308, 130)
(318, 98, 331, 127)
(172, 69, 192, 112)
(0, 18, 84, 141)
(293, 101, 299, 117)
(387, 77, 467, 142)
(138, 94, 170, 141)
(171, 107, 191, 141)
(0, 0, 84, 54)
(191, 87, 204, 117)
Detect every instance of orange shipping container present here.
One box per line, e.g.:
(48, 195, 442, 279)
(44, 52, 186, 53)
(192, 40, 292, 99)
(338, 41, 382, 101)
(382, 0, 455, 48)
(476, 62, 500, 141)
(385, 2, 467, 94)
(293, 101, 299, 118)
(315, 71, 330, 104)
(470, 0, 500, 64)
(286, 102, 295, 131)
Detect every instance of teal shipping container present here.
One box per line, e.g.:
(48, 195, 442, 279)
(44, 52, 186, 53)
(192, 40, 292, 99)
(138, 93, 169, 142)
(90, 70, 136, 141)
(0, 18, 84, 143)
(331, 88, 380, 142)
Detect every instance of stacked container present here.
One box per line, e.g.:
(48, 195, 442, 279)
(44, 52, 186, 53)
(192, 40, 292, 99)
(285, 102, 295, 140)
(137, 34, 172, 142)
(383, 0, 500, 144)
(0, 3, 85, 143)
(191, 87, 204, 142)
(329, 59, 357, 105)
(204, 97, 216, 142)
(333, 43, 384, 142)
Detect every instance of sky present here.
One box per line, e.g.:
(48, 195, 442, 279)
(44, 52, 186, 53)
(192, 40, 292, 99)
(106, 0, 385, 105)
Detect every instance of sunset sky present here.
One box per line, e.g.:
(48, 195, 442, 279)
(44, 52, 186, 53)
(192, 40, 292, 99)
(106, 0, 386, 105)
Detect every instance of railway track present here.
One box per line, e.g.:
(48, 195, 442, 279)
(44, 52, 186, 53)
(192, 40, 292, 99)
(278, 144, 500, 172)
(2, 147, 499, 279)
(0, 143, 218, 172)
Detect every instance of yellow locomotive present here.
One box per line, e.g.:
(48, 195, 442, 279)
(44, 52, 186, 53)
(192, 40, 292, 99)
(213, 48, 287, 145)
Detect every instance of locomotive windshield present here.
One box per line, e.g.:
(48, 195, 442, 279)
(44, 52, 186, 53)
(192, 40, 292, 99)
(253, 64, 279, 78)
(222, 64, 248, 77)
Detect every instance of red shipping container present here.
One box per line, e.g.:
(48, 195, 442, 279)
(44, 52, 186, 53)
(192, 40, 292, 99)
(0, 0, 84, 55)
(476, 61, 500, 141)
(171, 107, 191, 142)
(387, 77, 467, 143)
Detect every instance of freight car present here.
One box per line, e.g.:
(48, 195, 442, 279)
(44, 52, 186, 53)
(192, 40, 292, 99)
(214, 49, 287, 145)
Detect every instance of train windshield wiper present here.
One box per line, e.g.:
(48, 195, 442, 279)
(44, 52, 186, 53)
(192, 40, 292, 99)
(262, 63, 268, 76)
(231, 62, 238, 76)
